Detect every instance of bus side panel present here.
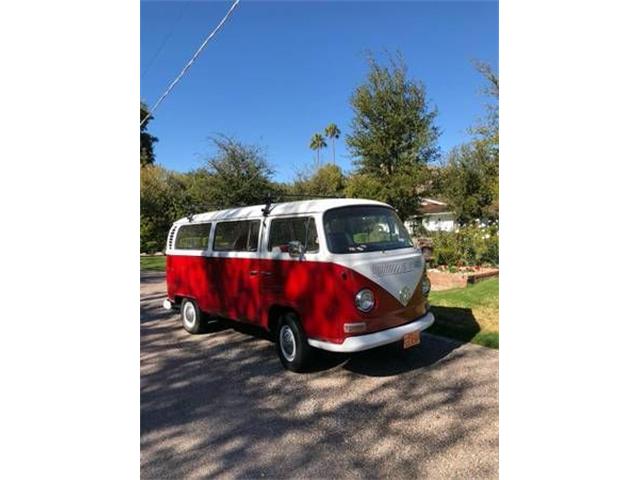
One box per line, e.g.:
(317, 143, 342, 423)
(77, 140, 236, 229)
(168, 255, 275, 324)
(257, 259, 427, 344)
(256, 258, 360, 342)
(210, 256, 260, 323)
(167, 255, 426, 344)
(166, 254, 216, 313)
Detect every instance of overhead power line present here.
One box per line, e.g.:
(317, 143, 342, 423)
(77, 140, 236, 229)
(140, 0, 241, 126)
(141, 1, 191, 79)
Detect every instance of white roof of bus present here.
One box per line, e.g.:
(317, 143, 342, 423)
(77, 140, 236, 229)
(174, 198, 391, 225)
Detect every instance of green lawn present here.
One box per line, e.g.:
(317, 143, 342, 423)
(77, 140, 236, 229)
(428, 277, 499, 348)
(140, 255, 166, 272)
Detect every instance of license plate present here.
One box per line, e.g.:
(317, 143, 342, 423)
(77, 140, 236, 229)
(403, 331, 421, 349)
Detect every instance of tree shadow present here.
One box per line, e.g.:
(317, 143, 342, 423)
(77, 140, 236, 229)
(203, 316, 273, 342)
(143, 268, 481, 376)
(343, 332, 465, 377)
(140, 276, 498, 479)
(197, 315, 467, 377)
(140, 270, 166, 285)
(428, 306, 481, 344)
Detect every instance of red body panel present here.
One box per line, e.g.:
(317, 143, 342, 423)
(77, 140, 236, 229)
(166, 255, 427, 344)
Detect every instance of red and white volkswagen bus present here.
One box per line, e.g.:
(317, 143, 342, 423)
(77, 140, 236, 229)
(163, 198, 434, 371)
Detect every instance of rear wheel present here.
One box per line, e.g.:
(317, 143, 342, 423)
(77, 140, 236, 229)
(181, 298, 205, 334)
(276, 312, 313, 372)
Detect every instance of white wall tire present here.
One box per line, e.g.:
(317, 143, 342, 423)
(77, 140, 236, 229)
(279, 325, 297, 362)
(181, 298, 204, 334)
(276, 312, 313, 372)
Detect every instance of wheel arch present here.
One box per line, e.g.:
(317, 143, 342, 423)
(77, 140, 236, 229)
(267, 304, 301, 334)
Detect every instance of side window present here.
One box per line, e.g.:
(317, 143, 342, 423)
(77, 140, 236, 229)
(213, 220, 261, 252)
(268, 217, 319, 253)
(174, 223, 211, 250)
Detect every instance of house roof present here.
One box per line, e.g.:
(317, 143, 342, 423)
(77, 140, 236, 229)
(417, 198, 452, 215)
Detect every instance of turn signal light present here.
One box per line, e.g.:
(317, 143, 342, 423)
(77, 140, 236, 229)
(344, 322, 367, 334)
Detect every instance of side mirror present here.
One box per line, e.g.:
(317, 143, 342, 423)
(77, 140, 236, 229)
(288, 241, 304, 258)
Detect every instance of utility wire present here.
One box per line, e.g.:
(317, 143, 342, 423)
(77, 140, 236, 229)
(140, 0, 241, 126)
(141, 1, 191, 79)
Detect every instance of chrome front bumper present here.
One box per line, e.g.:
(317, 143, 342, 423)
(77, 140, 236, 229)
(307, 311, 435, 353)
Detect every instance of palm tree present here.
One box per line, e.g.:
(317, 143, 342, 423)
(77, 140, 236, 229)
(309, 133, 327, 168)
(324, 123, 341, 165)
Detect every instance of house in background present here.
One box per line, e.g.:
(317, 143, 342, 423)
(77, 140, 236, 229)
(405, 198, 457, 235)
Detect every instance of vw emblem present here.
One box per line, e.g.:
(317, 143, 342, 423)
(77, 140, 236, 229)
(399, 286, 411, 305)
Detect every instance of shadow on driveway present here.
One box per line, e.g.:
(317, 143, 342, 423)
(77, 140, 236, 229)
(140, 274, 498, 479)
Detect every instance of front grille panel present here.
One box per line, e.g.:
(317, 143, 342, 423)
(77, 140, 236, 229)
(371, 258, 422, 277)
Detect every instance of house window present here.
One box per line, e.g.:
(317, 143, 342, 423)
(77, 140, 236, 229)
(213, 220, 261, 252)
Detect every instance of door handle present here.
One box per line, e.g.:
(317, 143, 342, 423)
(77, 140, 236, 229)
(250, 270, 272, 277)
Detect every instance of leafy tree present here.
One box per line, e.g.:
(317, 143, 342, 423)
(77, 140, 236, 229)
(471, 60, 499, 153)
(347, 54, 440, 176)
(292, 164, 346, 197)
(474, 61, 498, 217)
(181, 167, 216, 209)
(345, 163, 430, 220)
(309, 133, 327, 168)
(324, 123, 341, 164)
(140, 165, 191, 252)
(473, 60, 499, 99)
(441, 61, 499, 223)
(139, 136, 279, 252)
(441, 141, 498, 223)
(346, 53, 440, 219)
(140, 102, 158, 166)
(200, 135, 276, 209)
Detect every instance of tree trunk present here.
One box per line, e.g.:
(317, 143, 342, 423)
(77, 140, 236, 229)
(332, 138, 335, 165)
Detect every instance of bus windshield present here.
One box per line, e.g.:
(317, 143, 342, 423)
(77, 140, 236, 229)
(323, 206, 414, 254)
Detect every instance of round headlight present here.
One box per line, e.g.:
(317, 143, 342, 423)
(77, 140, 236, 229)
(355, 288, 375, 312)
(422, 276, 431, 296)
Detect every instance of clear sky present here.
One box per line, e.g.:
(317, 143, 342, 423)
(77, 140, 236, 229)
(141, 0, 498, 182)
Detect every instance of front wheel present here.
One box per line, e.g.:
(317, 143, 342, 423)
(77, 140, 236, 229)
(276, 312, 314, 372)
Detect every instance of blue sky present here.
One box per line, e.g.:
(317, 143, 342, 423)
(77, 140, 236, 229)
(141, 1, 498, 182)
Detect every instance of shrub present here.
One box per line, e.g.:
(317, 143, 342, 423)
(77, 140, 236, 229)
(430, 222, 498, 268)
(430, 230, 460, 266)
(141, 240, 160, 255)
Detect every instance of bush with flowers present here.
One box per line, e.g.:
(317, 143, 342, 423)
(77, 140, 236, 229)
(429, 220, 498, 269)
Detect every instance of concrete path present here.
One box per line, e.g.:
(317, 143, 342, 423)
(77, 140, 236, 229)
(141, 272, 498, 479)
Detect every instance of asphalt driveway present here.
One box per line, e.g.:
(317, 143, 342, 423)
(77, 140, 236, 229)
(141, 272, 498, 479)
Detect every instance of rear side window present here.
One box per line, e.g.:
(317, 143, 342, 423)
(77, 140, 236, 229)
(174, 223, 211, 250)
(213, 220, 261, 252)
(268, 217, 319, 253)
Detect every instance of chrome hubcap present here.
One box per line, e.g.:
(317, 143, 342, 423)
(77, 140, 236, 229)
(183, 302, 196, 328)
(279, 325, 296, 362)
